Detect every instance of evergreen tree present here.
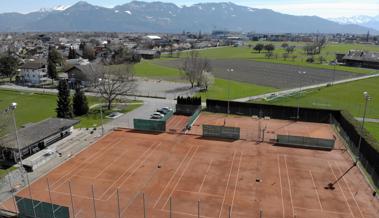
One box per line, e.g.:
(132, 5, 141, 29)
(47, 59, 57, 84)
(56, 80, 73, 119)
(73, 87, 89, 116)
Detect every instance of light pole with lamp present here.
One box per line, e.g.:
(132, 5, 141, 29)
(97, 78, 105, 136)
(357, 91, 371, 162)
(297, 71, 306, 120)
(330, 61, 337, 86)
(9, 102, 37, 217)
(226, 68, 234, 115)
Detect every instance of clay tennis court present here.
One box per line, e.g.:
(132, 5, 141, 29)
(1, 113, 379, 218)
(166, 115, 189, 133)
(189, 112, 335, 141)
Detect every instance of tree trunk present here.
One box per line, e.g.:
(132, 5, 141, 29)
(107, 100, 112, 110)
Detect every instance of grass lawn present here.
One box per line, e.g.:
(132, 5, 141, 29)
(259, 77, 379, 118)
(365, 122, 379, 142)
(134, 60, 182, 80)
(0, 89, 141, 129)
(170, 42, 379, 75)
(75, 102, 143, 128)
(0, 166, 17, 179)
(197, 78, 277, 101)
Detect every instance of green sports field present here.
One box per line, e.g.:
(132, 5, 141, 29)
(260, 77, 379, 119)
(0, 89, 141, 128)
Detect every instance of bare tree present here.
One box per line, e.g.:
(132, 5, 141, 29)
(180, 51, 212, 88)
(200, 71, 215, 91)
(95, 64, 136, 110)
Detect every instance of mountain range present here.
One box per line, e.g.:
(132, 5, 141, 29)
(330, 15, 379, 32)
(0, 1, 376, 34)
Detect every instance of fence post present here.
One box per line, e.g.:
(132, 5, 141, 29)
(169, 197, 172, 218)
(116, 189, 121, 218)
(143, 193, 146, 218)
(7, 174, 18, 213)
(92, 185, 97, 218)
(259, 209, 263, 218)
(46, 178, 56, 218)
(197, 200, 200, 218)
(68, 181, 76, 218)
(228, 205, 231, 218)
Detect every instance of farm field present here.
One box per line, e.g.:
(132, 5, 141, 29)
(170, 42, 379, 74)
(2, 114, 378, 218)
(158, 59, 361, 89)
(260, 77, 379, 119)
(0, 89, 141, 128)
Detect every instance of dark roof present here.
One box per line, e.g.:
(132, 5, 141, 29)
(343, 50, 379, 63)
(21, 61, 47, 70)
(0, 118, 79, 150)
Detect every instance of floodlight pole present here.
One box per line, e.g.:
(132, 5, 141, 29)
(10, 103, 22, 165)
(98, 78, 104, 136)
(357, 91, 371, 163)
(297, 71, 306, 120)
(227, 69, 234, 115)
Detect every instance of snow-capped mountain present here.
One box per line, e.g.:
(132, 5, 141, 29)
(330, 15, 379, 31)
(53, 5, 71, 11)
(0, 1, 376, 33)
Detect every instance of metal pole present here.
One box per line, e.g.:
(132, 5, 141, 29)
(228, 205, 231, 218)
(68, 181, 76, 218)
(7, 174, 18, 213)
(100, 105, 104, 136)
(92, 185, 97, 218)
(46, 178, 56, 218)
(116, 189, 121, 218)
(24, 171, 36, 218)
(228, 69, 230, 115)
(260, 209, 263, 218)
(357, 93, 370, 162)
(143, 193, 146, 218)
(197, 200, 200, 218)
(169, 197, 172, 218)
(11, 107, 23, 167)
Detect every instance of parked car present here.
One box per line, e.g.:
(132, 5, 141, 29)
(157, 109, 168, 115)
(151, 114, 163, 119)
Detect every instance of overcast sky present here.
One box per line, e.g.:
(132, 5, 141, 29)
(1, 0, 379, 18)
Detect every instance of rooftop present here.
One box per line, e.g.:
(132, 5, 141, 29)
(0, 118, 79, 150)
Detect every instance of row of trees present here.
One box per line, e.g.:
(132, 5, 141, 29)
(177, 96, 202, 106)
(56, 80, 89, 119)
(253, 43, 275, 53)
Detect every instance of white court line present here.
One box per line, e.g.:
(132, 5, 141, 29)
(333, 161, 365, 218)
(160, 209, 215, 218)
(309, 170, 323, 211)
(230, 152, 243, 216)
(103, 142, 162, 201)
(277, 154, 285, 218)
(198, 159, 214, 193)
(153, 145, 195, 208)
(294, 206, 353, 216)
(328, 161, 355, 218)
(175, 189, 223, 198)
(161, 145, 200, 210)
(94, 141, 138, 179)
(284, 155, 295, 217)
(51, 138, 124, 189)
(218, 152, 237, 218)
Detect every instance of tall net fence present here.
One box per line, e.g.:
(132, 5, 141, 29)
(331, 115, 379, 189)
(0, 106, 16, 146)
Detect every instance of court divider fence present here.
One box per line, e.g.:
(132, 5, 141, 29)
(15, 196, 69, 218)
(202, 125, 240, 140)
(186, 107, 202, 129)
(276, 135, 335, 151)
(206, 99, 379, 191)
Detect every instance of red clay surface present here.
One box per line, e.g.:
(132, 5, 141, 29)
(189, 112, 335, 141)
(166, 115, 189, 133)
(1, 113, 379, 218)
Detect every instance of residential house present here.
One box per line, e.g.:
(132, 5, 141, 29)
(18, 60, 48, 85)
(342, 50, 379, 69)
